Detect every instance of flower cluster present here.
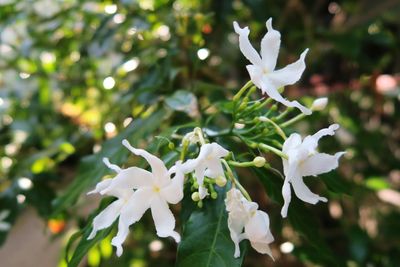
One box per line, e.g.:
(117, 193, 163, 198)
(87, 18, 345, 260)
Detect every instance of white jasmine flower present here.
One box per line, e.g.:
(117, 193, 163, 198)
(0, 210, 11, 231)
(225, 188, 274, 259)
(88, 140, 184, 256)
(233, 18, 311, 115)
(281, 124, 345, 218)
(181, 142, 229, 199)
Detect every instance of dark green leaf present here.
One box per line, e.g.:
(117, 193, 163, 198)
(176, 185, 246, 267)
(165, 90, 199, 118)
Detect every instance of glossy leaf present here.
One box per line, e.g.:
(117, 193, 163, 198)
(176, 185, 247, 267)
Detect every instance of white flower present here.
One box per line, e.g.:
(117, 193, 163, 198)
(225, 188, 274, 259)
(281, 124, 346, 218)
(88, 140, 184, 257)
(233, 18, 311, 115)
(0, 210, 11, 231)
(181, 142, 229, 199)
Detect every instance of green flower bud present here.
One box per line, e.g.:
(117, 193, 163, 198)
(193, 181, 199, 189)
(197, 200, 203, 208)
(211, 192, 218, 199)
(168, 142, 175, 150)
(191, 192, 200, 202)
(215, 176, 227, 187)
(253, 156, 266, 167)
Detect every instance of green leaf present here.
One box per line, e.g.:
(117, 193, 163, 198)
(165, 90, 199, 118)
(321, 172, 352, 195)
(176, 185, 246, 267)
(51, 109, 169, 216)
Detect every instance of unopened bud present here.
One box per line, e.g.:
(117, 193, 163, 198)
(197, 200, 203, 208)
(253, 156, 266, 167)
(211, 192, 218, 199)
(191, 192, 200, 202)
(215, 176, 227, 187)
(193, 181, 199, 189)
(311, 97, 328, 111)
(168, 142, 175, 150)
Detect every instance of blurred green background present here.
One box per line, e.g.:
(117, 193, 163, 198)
(0, 0, 400, 266)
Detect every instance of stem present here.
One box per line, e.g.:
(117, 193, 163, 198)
(258, 143, 288, 159)
(228, 160, 254, 168)
(233, 80, 253, 101)
(258, 116, 287, 140)
(281, 113, 306, 128)
(275, 107, 293, 121)
(221, 159, 252, 201)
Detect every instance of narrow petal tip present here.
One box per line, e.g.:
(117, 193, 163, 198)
(266, 18, 273, 30)
(330, 124, 340, 131)
(233, 21, 249, 35)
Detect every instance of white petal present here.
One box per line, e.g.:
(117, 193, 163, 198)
(88, 199, 124, 240)
(281, 179, 291, 218)
(246, 64, 264, 89)
(87, 179, 112, 195)
(119, 187, 153, 226)
(282, 133, 302, 154)
(180, 159, 197, 174)
(245, 210, 274, 259)
(300, 152, 345, 177)
(160, 168, 184, 204)
(260, 18, 281, 71)
(260, 75, 311, 115)
(291, 174, 327, 204)
(122, 139, 168, 182)
(111, 217, 131, 257)
(233, 21, 263, 66)
(150, 196, 180, 242)
(101, 167, 154, 196)
(302, 124, 339, 150)
(210, 142, 229, 158)
(204, 159, 224, 178)
(198, 185, 209, 199)
(267, 48, 308, 88)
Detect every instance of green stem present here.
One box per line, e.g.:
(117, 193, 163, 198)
(233, 81, 253, 101)
(281, 113, 306, 128)
(228, 160, 254, 168)
(221, 159, 252, 201)
(259, 116, 287, 140)
(258, 143, 288, 159)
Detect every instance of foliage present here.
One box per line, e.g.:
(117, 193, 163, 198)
(1, 0, 400, 267)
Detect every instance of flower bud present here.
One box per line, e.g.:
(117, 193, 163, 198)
(197, 200, 203, 208)
(253, 156, 266, 167)
(168, 142, 175, 150)
(191, 192, 200, 202)
(211, 192, 218, 199)
(311, 97, 328, 111)
(215, 176, 227, 187)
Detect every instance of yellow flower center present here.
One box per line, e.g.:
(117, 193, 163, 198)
(153, 186, 160, 193)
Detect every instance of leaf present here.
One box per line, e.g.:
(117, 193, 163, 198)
(175, 185, 247, 267)
(165, 90, 199, 118)
(51, 109, 169, 216)
(321, 172, 353, 195)
(67, 223, 113, 267)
